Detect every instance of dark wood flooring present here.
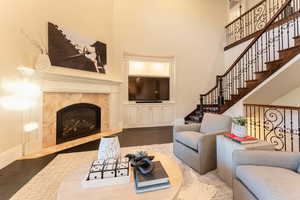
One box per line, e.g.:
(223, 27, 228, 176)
(0, 127, 173, 200)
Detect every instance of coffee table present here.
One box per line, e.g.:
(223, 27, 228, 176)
(57, 152, 183, 200)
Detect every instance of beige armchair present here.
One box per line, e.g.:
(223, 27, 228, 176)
(233, 150, 300, 200)
(173, 113, 232, 174)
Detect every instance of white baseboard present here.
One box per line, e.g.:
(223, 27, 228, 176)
(24, 139, 42, 156)
(174, 118, 185, 126)
(124, 123, 173, 129)
(0, 145, 22, 170)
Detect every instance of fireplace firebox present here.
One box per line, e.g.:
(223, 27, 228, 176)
(56, 103, 101, 144)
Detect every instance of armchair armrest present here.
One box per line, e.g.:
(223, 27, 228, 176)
(232, 150, 300, 178)
(197, 131, 228, 151)
(173, 123, 201, 133)
(201, 131, 228, 137)
(196, 131, 228, 173)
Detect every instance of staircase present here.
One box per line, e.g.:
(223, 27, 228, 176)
(185, 0, 300, 124)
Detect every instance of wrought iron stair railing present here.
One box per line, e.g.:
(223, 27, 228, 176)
(225, 0, 296, 48)
(198, 0, 300, 118)
(245, 103, 300, 152)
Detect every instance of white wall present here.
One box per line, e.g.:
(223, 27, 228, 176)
(0, 0, 115, 156)
(224, 39, 252, 70)
(113, 0, 227, 120)
(246, 0, 264, 9)
(227, 0, 245, 22)
(272, 86, 300, 106)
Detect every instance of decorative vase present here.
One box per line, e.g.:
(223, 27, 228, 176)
(35, 53, 51, 70)
(98, 136, 120, 161)
(232, 124, 247, 137)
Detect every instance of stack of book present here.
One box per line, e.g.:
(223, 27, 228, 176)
(134, 161, 170, 193)
(224, 133, 258, 144)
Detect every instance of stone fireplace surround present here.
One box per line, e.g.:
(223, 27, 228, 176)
(23, 66, 122, 156)
(43, 92, 109, 148)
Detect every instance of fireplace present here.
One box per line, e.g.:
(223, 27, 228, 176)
(21, 70, 120, 155)
(56, 103, 101, 144)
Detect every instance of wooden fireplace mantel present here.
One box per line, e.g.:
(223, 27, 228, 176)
(37, 65, 122, 86)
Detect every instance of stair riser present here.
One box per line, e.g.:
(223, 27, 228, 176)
(255, 72, 269, 80)
(266, 61, 283, 71)
(230, 95, 240, 101)
(294, 37, 300, 46)
(238, 88, 251, 96)
(246, 81, 258, 88)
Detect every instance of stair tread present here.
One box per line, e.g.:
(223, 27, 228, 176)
(255, 70, 269, 74)
(197, 104, 219, 107)
(245, 79, 258, 82)
(265, 59, 284, 64)
(238, 87, 250, 91)
(185, 121, 201, 124)
(277, 45, 300, 52)
(238, 87, 250, 94)
(293, 35, 300, 39)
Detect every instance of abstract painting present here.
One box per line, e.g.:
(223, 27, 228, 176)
(48, 22, 107, 73)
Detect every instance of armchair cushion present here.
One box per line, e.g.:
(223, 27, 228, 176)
(174, 131, 204, 152)
(236, 165, 300, 200)
(233, 150, 300, 172)
(200, 113, 232, 134)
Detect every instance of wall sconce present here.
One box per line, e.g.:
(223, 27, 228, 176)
(2, 81, 41, 98)
(0, 66, 41, 111)
(24, 122, 39, 132)
(0, 95, 36, 111)
(17, 66, 36, 77)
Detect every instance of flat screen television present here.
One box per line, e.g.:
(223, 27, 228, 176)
(128, 76, 170, 101)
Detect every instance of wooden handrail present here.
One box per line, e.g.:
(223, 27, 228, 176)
(244, 103, 300, 110)
(202, 85, 218, 96)
(222, 0, 292, 77)
(201, 76, 219, 96)
(225, 0, 266, 28)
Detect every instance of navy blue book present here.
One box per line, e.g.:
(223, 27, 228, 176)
(134, 180, 171, 193)
(134, 161, 169, 187)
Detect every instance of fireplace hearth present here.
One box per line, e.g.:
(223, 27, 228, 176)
(56, 103, 101, 144)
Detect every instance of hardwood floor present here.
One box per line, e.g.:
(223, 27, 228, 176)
(21, 129, 121, 159)
(0, 126, 173, 200)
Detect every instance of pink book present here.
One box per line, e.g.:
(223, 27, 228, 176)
(224, 133, 258, 144)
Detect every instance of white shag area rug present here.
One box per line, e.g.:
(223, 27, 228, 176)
(11, 143, 232, 200)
